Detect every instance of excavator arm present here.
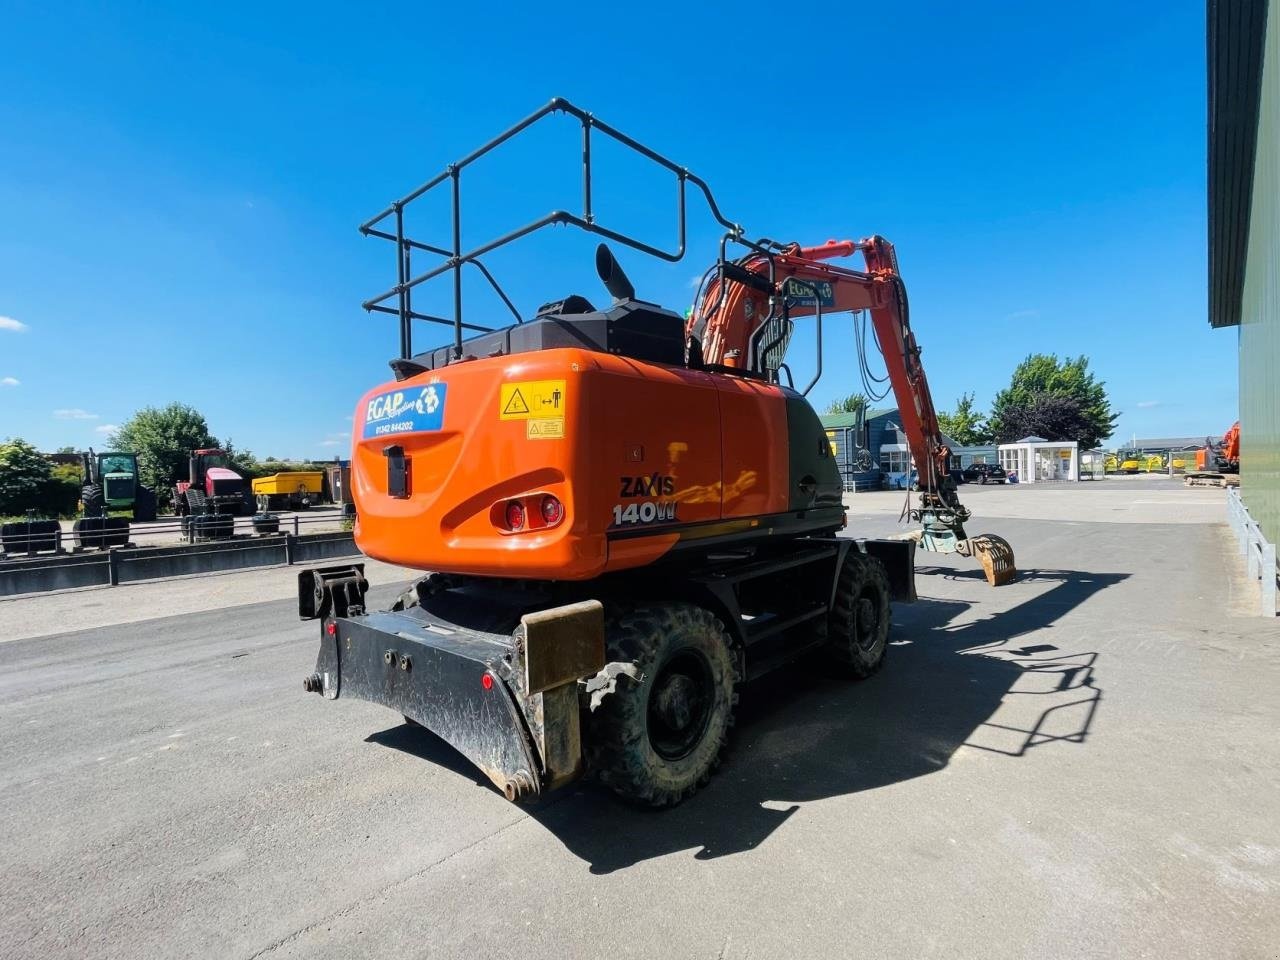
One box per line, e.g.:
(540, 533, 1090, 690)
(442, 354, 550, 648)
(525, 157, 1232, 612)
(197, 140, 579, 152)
(688, 237, 1016, 586)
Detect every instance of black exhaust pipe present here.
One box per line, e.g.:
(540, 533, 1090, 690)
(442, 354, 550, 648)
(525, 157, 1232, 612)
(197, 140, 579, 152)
(595, 244, 635, 302)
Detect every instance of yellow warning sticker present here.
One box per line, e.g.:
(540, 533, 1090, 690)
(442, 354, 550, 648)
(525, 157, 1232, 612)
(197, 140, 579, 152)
(499, 380, 566, 420)
(526, 418, 565, 440)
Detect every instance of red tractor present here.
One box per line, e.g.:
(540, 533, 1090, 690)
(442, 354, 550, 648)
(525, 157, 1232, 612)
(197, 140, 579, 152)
(172, 449, 253, 517)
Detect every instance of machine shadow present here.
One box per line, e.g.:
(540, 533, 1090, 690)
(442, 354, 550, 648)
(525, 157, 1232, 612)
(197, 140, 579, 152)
(372, 568, 1126, 874)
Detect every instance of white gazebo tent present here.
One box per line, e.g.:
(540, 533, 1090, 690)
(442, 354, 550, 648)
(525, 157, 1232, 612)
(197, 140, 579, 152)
(997, 436, 1080, 484)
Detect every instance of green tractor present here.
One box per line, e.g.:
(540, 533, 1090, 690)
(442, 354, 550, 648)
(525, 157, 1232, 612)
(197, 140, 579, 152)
(80, 449, 157, 521)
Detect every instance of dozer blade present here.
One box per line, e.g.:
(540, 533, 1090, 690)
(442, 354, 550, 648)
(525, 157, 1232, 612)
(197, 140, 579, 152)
(967, 534, 1017, 586)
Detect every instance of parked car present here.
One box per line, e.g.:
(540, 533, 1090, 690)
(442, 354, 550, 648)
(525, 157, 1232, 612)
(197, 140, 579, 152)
(961, 463, 1008, 484)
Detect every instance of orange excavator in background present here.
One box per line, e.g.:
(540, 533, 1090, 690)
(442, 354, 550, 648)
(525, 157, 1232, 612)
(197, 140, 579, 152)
(298, 99, 1016, 807)
(1186, 421, 1241, 487)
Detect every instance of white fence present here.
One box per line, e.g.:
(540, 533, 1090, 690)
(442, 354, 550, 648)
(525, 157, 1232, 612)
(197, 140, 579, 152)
(1227, 487, 1278, 617)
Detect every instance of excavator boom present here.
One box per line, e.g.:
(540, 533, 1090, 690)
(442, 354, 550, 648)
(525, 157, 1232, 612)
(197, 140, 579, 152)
(689, 237, 1016, 585)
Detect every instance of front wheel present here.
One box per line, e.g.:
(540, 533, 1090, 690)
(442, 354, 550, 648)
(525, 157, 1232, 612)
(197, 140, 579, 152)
(826, 551, 891, 677)
(81, 484, 104, 517)
(585, 603, 737, 807)
(132, 486, 156, 522)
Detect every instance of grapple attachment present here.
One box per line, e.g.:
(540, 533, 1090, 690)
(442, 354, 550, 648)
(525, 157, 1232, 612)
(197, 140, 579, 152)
(962, 534, 1017, 587)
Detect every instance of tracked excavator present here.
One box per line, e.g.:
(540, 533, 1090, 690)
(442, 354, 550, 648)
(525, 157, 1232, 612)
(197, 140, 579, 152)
(299, 99, 1016, 806)
(1186, 421, 1241, 487)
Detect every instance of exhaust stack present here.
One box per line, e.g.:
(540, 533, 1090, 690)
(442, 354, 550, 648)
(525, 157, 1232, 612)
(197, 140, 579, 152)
(595, 244, 635, 301)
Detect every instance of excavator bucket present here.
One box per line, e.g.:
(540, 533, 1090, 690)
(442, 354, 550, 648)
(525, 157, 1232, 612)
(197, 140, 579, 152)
(966, 534, 1017, 586)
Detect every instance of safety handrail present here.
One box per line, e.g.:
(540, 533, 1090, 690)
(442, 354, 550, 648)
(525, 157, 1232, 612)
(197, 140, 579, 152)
(359, 97, 751, 360)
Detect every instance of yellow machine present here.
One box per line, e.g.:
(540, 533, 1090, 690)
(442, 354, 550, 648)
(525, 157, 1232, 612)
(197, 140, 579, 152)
(251, 471, 323, 511)
(1117, 452, 1143, 473)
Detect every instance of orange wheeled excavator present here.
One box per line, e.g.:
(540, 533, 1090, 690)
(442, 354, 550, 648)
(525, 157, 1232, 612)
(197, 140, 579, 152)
(299, 99, 1016, 806)
(1186, 421, 1241, 487)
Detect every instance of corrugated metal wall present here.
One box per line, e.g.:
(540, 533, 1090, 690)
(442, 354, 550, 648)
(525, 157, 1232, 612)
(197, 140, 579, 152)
(1241, 4, 1280, 543)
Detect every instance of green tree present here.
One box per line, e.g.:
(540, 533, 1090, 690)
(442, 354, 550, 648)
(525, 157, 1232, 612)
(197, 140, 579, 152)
(824, 393, 868, 416)
(55, 445, 77, 455)
(221, 439, 268, 480)
(936, 392, 992, 446)
(989, 354, 1118, 448)
(994, 392, 1094, 445)
(110, 403, 218, 502)
(0, 438, 56, 515)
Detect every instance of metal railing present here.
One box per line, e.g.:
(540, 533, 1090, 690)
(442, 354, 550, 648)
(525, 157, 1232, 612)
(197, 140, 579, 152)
(1227, 487, 1277, 616)
(357, 97, 800, 366)
(0, 508, 349, 560)
(0, 524, 360, 597)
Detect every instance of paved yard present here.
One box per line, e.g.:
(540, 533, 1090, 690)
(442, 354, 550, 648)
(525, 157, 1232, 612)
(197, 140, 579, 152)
(1, 480, 1276, 959)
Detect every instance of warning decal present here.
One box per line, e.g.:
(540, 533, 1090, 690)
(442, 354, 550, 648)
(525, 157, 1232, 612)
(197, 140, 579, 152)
(499, 380, 566, 421)
(503, 389, 530, 416)
(526, 418, 565, 440)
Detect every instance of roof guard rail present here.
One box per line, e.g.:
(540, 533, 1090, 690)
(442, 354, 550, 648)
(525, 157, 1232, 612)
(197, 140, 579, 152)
(359, 97, 773, 360)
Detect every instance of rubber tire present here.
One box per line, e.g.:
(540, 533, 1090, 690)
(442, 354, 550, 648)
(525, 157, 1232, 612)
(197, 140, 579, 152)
(585, 603, 737, 807)
(82, 484, 104, 517)
(827, 552, 891, 678)
(251, 514, 279, 535)
(132, 486, 157, 522)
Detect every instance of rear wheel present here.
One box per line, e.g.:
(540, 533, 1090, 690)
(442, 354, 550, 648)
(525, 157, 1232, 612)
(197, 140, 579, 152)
(827, 551, 891, 677)
(585, 603, 737, 807)
(82, 484, 104, 517)
(132, 486, 156, 522)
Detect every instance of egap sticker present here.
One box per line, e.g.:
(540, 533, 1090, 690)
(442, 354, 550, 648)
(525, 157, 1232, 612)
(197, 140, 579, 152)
(363, 384, 446, 439)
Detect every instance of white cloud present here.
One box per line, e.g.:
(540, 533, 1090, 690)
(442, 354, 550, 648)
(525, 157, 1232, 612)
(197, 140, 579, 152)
(0, 315, 28, 333)
(320, 439, 340, 447)
(95, 424, 118, 435)
(53, 408, 99, 420)
(0, 376, 17, 387)
(343, 414, 353, 422)
(1005, 309, 1040, 321)
(1136, 400, 1160, 409)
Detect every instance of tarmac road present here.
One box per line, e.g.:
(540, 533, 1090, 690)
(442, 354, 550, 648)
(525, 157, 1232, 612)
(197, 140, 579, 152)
(2, 485, 1278, 959)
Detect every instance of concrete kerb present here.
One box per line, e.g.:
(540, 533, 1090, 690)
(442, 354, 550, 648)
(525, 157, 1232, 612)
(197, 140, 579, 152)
(0, 531, 360, 599)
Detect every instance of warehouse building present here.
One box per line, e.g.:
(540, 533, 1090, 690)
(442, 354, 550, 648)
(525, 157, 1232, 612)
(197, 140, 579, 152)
(1209, 0, 1279, 544)
(821, 407, 995, 490)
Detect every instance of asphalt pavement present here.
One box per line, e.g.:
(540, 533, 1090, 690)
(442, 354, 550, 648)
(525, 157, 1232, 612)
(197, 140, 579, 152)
(2, 481, 1277, 959)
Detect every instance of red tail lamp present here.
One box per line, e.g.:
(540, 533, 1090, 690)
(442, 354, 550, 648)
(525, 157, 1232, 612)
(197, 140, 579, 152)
(540, 495, 563, 525)
(504, 500, 526, 531)
(481, 673, 494, 691)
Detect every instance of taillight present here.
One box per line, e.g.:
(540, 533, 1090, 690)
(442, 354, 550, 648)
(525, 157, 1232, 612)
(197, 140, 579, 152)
(504, 500, 526, 531)
(540, 495, 563, 526)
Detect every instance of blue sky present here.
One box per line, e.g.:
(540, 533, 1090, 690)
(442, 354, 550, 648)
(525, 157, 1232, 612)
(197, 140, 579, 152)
(0, 1, 1229, 457)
